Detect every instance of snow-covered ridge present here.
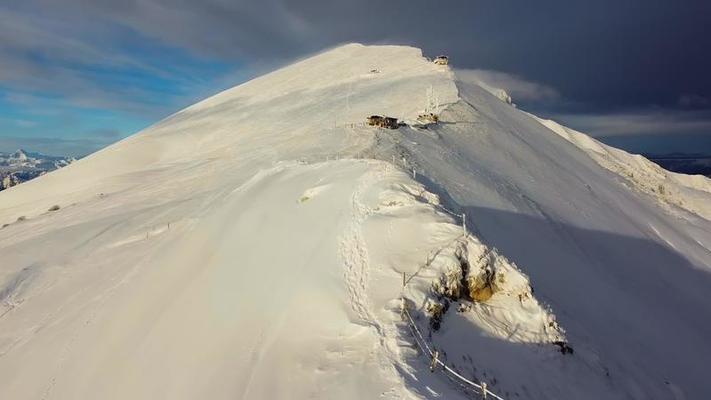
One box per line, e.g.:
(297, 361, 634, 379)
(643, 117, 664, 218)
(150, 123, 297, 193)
(1, 44, 710, 399)
(536, 116, 711, 220)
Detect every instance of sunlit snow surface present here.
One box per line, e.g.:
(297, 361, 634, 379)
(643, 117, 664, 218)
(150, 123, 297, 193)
(1, 44, 710, 399)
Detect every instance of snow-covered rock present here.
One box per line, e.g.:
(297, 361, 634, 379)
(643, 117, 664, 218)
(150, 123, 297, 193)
(1, 44, 710, 400)
(494, 88, 513, 105)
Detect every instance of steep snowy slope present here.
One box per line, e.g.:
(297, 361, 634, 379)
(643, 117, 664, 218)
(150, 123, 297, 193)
(536, 117, 711, 220)
(1, 44, 710, 399)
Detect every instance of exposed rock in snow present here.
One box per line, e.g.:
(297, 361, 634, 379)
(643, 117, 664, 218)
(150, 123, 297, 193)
(1, 44, 710, 400)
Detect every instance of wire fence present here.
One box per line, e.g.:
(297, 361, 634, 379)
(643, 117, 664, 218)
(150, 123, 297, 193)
(299, 129, 506, 398)
(396, 198, 504, 400)
(386, 152, 469, 233)
(401, 300, 506, 400)
(312, 127, 502, 398)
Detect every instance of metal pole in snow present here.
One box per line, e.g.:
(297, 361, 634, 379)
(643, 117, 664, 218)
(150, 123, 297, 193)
(401, 273, 407, 320)
(430, 350, 439, 372)
(462, 213, 467, 234)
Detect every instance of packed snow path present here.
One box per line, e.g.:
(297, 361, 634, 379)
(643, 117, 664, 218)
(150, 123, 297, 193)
(1, 44, 711, 399)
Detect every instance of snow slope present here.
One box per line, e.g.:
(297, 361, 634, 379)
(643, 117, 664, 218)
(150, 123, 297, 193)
(1, 44, 710, 399)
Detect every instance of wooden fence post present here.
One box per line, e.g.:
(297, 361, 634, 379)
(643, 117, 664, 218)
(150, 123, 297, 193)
(481, 381, 487, 399)
(430, 350, 439, 372)
(462, 213, 467, 234)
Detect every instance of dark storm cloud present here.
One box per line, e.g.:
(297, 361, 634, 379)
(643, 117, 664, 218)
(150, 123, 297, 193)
(10, 0, 710, 111)
(557, 109, 711, 137)
(2, 0, 711, 152)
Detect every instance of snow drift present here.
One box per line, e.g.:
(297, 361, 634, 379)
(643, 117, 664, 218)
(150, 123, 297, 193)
(1, 44, 710, 400)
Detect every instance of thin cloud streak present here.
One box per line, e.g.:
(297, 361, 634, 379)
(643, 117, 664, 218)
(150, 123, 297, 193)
(554, 110, 711, 137)
(456, 69, 561, 103)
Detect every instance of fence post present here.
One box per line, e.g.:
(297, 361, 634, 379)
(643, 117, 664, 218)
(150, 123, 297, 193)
(413, 168, 416, 179)
(401, 296, 406, 320)
(481, 382, 487, 399)
(462, 213, 467, 234)
(430, 350, 439, 372)
(400, 271, 407, 321)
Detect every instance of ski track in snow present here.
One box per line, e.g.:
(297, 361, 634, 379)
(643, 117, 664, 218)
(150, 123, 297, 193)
(338, 161, 430, 398)
(340, 162, 384, 335)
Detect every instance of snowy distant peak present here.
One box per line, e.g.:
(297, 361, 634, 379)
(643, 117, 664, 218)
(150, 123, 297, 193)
(0, 149, 76, 169)
(0, 149, 75, 191)
(12, 149, 29, 161)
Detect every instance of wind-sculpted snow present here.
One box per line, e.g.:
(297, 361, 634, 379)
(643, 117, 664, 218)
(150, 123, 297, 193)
(1, 44, 710, 399)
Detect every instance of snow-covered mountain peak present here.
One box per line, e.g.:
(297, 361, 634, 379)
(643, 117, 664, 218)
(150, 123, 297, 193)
(11, 149, 29, 161)
(1, 44, 710, 400)
(0, 149, 75, 191)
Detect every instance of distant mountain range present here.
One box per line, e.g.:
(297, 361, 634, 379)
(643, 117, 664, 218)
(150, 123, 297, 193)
(646, 153, 711, 177)
(0, 149, 75, 191)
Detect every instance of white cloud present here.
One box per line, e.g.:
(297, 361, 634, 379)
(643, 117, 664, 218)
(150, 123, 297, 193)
(455, 69, 560, 103)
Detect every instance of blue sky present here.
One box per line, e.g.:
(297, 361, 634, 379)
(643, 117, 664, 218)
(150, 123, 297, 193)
(0, 7, 252, 155)
(0, 91, 147, 155)
(1, 1, 710, 156)
(0, 50, 237, 155)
